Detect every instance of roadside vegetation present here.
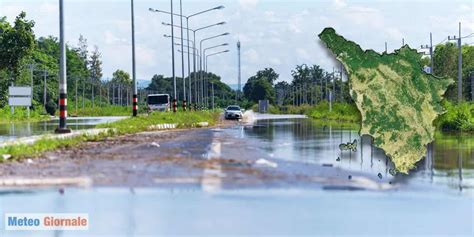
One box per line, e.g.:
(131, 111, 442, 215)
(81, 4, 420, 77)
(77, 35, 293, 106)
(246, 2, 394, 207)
(0, 111, 220, 160)
(97, 111, 220, 135)
(252, 100, 473, 132)
(0, 104, 49, 124)
(435, 101, 474, 132)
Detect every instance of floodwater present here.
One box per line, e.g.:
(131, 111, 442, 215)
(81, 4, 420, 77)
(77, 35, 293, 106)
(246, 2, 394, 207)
(238, 118, 474, 193)
(0, 117, 125, 143)
(0, 117, 473, 236)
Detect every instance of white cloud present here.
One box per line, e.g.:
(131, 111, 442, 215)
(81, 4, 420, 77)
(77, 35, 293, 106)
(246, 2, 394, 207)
(296, 48, 313, 61)
(243, 49, 259, 63)
(269, 58, 282, 66)
(104, 30, 127, 45)
(39, 2, 57, 14)
(239, 0, 259, 10)
(333, 0, 347, 9)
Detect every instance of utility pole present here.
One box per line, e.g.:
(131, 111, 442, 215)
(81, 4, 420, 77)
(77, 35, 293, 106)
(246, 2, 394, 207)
(91, 78, 95, 108)
(332, 67, 335, 102)
(457, 23, 462, 102)
(384, 42, 388, 53)
(340, 63, 344, 102)
(29, 64, 34, 97)
(448, 22, 463, 102)
(75, 77, 78, 113)
(470, 71, 473, 101)
(421, 32, 434, 74)
(131, 0, 138, 116)
(43, 70, 47, 108)
(55, 0, 71, 133)
(237, 41, 241, 101)
(179, 0, 186, 111)
(211, 82, 214, 110)
(170, 0, 177, 112)
(82, 78, 85, 109)
(430, 32, 433, 72)
(112, 83, 115, 105)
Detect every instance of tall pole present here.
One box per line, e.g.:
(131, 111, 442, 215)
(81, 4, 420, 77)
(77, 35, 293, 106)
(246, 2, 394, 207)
(237, 41, 241, 101)
(193, 32, 198, 105)
(332, 67, 335, 101)
(43, 70, 47, 108)
(211, 82, 214, 110)
(82, 78, 85, 109)
(29, 64, 34, 97)
(56, 0, 70, 133)
(384, 42, 387, 53)
(340, 63, 343, 102)
(91, 78, 94, 108)
(457, 22, 463, 102)
(470, 71, 473, 102)
(75, 77, 78, 113)
(430, 32, 434, 73)
(179, 0, 186, 111)
(131, 0, 138, 116)
(171, 0, 177, 112)
(200, 41, 204, 107)
(186, 18, 192, 106)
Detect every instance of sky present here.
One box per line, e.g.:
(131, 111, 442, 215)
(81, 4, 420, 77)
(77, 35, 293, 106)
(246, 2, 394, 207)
(0, 0, 473, 86)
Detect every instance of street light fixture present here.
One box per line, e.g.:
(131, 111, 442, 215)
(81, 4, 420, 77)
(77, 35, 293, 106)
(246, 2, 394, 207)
(150, 5, 225, 105)
(205, 49, 230, 110)
(162, 22, 227, 105)
(199, 33, 230, 107)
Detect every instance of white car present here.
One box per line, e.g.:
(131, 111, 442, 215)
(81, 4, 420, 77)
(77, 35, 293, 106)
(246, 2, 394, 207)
(225, 105, 243, 120)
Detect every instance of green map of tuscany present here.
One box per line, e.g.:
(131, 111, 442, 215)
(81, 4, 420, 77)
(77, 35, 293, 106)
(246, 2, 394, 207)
(319, 28, 454, 174)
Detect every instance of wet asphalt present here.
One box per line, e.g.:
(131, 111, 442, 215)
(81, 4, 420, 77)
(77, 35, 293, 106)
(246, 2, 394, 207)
(0, 117, 395, 191)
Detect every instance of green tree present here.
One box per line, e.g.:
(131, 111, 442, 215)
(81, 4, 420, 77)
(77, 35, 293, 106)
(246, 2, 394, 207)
(243, 68, 278, 103)
(434, 43, 474, 101)
(89, 45, 102, 82)
(111, 69, 132, 85)
(0, 12, 35, 75)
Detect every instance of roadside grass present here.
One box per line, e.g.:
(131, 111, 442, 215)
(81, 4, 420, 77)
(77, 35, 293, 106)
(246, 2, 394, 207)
(97, 111, 220, 135)
(0, 111, 220, 161)
(265, 101, 361, 123)
(266, 100, 473, 132)
(435, 101, 474, 132)
(70, 105, 131, 117)
(0, 106, 49, 124)
(306, 101, 361, 122)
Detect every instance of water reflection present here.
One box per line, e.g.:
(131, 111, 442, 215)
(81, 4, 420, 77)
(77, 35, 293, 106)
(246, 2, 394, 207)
(0, 117, 125, 143)
(240, 118, 473, 193)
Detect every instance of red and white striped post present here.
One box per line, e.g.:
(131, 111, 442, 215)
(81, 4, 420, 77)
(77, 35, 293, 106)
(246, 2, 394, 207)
(131, 0, 138, 116)
(55, 0, 71, 134)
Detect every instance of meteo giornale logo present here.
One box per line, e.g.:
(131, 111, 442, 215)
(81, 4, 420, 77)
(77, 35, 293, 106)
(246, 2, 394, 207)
(5, 213, 89, 231)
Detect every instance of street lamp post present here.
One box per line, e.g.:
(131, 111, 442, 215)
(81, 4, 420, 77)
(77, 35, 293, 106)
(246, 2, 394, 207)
(55, 0, 71, 133)
(162, 22, 227, 107)
(170, 0, 177, 112)
(177, 48, 200, 106)
(149, 5, 224, 108)
(179, 0, 186, 111)
(131, 0, 138, 116)
(205, 50, 230, 109)
(203, 43, 229, 106)
(199, 32, 229, 106)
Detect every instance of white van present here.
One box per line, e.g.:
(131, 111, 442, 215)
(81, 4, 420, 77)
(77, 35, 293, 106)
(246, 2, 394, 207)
(147, 94, 170, 112)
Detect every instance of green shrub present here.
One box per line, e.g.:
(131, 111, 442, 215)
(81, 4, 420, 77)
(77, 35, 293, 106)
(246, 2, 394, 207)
(436, 101, 474, 131)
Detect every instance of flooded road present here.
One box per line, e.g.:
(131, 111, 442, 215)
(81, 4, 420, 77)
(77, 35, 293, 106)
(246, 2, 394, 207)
(0, 117, 472, 236)
(0, 117, 126, 143)
(238, 118, 474, 193)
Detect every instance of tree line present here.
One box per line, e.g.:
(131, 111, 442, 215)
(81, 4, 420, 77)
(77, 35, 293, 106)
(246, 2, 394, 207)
(242, 43, 474, 107)
(0, 12, 135, 115)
